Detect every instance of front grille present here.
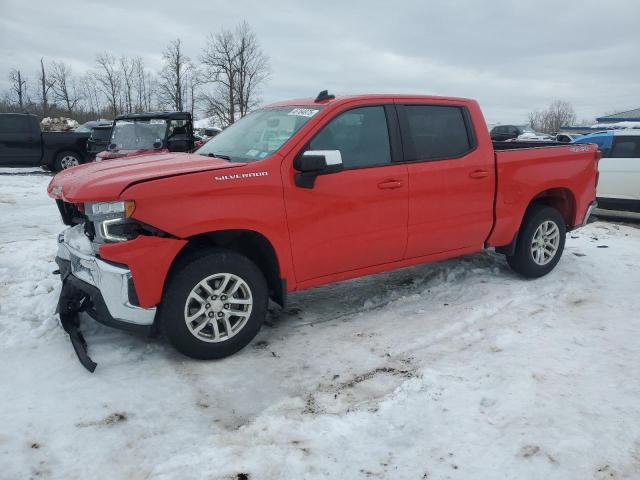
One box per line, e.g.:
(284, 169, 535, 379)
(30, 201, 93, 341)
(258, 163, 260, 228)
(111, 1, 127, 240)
(56, 200, 86, 227)
(84, 221, 96, 241)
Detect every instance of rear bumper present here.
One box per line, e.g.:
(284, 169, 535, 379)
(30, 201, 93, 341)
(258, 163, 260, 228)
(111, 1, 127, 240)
(56, 232, 156, 332)
(573, 200, 597, 229)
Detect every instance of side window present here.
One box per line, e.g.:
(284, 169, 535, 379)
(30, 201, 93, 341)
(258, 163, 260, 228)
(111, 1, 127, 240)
(0, 115, 32, 134)
(610, 137, 640, 158)
(309, 106, 391, 169)
(401, 105, 473, 161)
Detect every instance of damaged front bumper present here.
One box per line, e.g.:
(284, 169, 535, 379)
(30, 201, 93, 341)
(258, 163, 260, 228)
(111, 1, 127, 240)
(55, 230, 157, 371)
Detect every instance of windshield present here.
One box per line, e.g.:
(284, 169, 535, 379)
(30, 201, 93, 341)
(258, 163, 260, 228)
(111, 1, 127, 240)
(91, 127, 112, 141)
(195, 106, 322, 162)
(111, 119, 167, 150)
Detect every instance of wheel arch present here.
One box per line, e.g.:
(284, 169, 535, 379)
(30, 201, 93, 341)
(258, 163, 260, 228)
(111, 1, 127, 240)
(496, 187, 576, 256)
(529, 187, 577, 228)
(170, 229, 286, 307)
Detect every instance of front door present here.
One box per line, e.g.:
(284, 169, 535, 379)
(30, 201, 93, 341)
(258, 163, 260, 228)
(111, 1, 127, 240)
(283, 105, 408, 283)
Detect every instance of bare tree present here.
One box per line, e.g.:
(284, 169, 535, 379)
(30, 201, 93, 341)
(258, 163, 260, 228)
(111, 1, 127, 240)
(158, 38, 190, 111)
(201, 22, 269, 126)
(529, 100, 577, 134)
(39, 58, 55, 117)
(201, 29, 238, 127)
(120, 56, 135, 113)
(94, 52, 122, 117)
(51, 62, 82, 115)
(185, 65, 204, 118)
(145, 71, 156, 111)
(8, 69, 28, 110)
(80, 74, 102, 114)
(131, 57, 147, 112)
(234, 21, 269, 117)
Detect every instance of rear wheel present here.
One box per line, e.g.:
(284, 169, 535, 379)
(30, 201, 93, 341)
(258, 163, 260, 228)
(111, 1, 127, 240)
(54, 151, 81, 171)
(159, 249, 268, 359)
(506, 205, 566, 278)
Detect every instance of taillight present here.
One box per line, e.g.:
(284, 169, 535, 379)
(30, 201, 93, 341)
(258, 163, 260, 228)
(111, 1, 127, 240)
(594, 149, 601, 187)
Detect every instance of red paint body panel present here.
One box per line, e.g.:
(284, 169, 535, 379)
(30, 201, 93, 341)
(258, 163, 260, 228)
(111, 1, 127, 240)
(47, 153, 241, 202)
(402, 99, 496, 258)
(487, 144, 599, 247)
(47, 94, 599, 308)
(99, 235, 187, 308)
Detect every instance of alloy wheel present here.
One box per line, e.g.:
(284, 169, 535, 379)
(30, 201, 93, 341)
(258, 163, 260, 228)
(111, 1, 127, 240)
(183, 273, 253, 343)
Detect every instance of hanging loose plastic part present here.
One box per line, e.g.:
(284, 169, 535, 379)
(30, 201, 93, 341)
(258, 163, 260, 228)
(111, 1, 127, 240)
(57, 280, 98, 373)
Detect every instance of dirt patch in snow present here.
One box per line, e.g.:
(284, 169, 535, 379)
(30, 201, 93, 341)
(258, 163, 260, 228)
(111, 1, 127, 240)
(76, 412, 128, 428)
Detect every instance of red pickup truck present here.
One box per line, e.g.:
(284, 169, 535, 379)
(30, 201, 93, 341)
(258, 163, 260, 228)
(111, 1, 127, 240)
(48, 92, 598, 370)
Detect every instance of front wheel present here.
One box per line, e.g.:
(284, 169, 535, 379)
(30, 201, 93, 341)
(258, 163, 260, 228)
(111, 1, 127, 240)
(159, 249, 268, 359)
(506, 205, 566, 278)
(54, 151, 82, 171)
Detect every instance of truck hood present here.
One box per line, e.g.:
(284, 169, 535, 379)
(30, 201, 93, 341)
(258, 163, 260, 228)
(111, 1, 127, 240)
(48, 153, 244, 202)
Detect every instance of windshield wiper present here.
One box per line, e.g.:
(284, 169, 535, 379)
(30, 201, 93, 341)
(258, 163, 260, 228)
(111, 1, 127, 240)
(201, 152, 232, 161)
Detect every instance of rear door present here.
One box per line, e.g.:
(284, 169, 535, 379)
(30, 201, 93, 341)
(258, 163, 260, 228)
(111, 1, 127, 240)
(283, 104, 408, 283)
(397, 103, 495, 258)
(0, 115, 41, 166)
(598, 135, 640, 201)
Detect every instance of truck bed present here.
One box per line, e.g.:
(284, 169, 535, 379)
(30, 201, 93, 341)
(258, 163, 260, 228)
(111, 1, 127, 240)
(488, 142, 599, 248)
(492, 140, 568, 150)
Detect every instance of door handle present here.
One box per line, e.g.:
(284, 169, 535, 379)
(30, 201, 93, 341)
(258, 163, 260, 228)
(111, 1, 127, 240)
(378, 179, 403, 190)
(469, 170, 489, 179)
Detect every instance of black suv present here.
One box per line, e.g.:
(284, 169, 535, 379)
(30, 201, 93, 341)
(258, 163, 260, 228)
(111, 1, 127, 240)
(490, 125, 525, 141)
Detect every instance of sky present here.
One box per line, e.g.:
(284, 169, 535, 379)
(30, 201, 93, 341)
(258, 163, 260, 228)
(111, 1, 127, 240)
(1, 0, 639, 124)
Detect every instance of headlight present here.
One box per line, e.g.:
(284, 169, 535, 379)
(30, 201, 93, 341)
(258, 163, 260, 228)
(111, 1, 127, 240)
(85, 201, 137, 243)
(86, 201, 135, 219)
(100, 219, 142, 242)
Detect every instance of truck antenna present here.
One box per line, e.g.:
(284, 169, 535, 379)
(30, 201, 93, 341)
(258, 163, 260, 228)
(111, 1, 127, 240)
(314, 90, 335, 103)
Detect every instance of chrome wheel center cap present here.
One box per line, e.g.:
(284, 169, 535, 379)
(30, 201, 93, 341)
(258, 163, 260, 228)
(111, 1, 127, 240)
(209, 299, 224, 311)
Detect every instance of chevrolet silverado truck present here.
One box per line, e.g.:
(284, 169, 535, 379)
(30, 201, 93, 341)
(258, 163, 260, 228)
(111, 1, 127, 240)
(0, 113, 91, 170)
(48, 91, 599, 371)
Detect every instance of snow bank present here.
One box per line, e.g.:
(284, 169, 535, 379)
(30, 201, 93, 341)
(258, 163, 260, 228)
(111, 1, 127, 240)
(1, 173, 640, 479)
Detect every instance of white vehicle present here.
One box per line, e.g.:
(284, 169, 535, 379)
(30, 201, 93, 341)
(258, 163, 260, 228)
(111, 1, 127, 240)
(572, 130, 640, 217)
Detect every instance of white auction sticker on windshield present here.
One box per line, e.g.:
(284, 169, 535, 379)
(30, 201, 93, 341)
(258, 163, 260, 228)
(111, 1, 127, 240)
(150, 119, 166, 124)
(288, 108, 319, 118)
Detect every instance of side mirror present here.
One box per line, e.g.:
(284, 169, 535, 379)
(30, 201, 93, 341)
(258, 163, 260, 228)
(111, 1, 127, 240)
(107, 143, 118, 151)
(294, 150, 343, 188)
(153, 139, 163, 149)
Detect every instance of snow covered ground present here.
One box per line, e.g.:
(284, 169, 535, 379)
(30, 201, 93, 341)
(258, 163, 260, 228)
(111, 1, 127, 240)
(1, 171, 639, 480)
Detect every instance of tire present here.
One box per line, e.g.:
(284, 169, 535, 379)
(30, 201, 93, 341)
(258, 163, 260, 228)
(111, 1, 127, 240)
(54, 151, 82, 171)
(506, 205, 566, 278)
(159, 249, 268, 359)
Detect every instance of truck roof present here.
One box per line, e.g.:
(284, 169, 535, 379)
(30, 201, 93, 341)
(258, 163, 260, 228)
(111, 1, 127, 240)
(266, 93, 474, 108)
(115, 111, 192, 121)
